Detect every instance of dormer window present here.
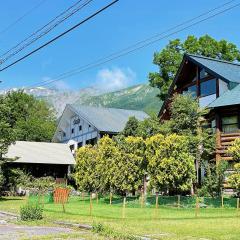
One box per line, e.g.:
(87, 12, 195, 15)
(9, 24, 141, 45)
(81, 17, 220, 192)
(71, 128, 74, 134)
(79, 125, 82, 131)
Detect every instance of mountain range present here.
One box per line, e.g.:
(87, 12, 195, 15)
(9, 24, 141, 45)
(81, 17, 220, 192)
(1, 84, 162, 116)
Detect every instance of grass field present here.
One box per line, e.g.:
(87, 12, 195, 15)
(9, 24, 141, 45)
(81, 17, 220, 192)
(0, 195, 240, 240)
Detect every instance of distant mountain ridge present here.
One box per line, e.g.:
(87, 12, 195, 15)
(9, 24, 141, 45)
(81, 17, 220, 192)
(0, 84, 162, 116)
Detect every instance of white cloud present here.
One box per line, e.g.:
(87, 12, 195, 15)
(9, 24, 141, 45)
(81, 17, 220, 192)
(96, 67, 136, 92)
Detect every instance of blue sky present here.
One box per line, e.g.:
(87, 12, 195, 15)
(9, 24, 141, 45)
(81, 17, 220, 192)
(0, 0, 239, 91)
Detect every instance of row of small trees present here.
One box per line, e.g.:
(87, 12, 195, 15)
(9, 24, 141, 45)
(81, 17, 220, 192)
(74, 133, 195, 196)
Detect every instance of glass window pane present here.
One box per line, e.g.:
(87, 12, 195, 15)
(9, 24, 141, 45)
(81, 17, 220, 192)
(222, 124, 239, 133)
(222, 116, 238, 125)
(200, 79, 216, 97)
(183, 85, 197, 97)
(200, 68, 210, 79)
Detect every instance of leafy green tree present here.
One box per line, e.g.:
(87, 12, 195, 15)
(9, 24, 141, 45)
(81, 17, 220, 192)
(149, 35, 240, 100)
(4, 90, 56, 142)
(228, 138, 240, 161)
(228, 163, 240, 196)
(97, 136, 119, 194)
(121, 116, 139, 137)
(146, 134, 195, 194)
(112, 136, 146, 195)
(74, 145, 100, 193)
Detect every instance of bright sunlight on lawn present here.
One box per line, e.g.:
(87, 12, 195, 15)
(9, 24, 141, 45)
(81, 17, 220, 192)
(0, 196, 240, 240)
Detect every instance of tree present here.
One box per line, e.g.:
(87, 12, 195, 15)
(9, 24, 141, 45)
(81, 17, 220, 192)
(228, 163, 240, 196)
(146, 134, 195, 194)
(228, 138, 240, 161)
(121, 116, 139, 137)
(149, 35, 240, 100)
(97, 136, 119, 194)
(3, 90, 56, 142)
(112, 136, 146, 195)
(74, 145, 100, 193)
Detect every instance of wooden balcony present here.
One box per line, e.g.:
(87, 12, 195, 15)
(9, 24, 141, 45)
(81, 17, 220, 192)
(216, 132, 240, 161)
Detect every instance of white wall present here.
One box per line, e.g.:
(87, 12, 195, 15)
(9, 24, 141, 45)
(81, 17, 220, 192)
(56, 110, 100, 154)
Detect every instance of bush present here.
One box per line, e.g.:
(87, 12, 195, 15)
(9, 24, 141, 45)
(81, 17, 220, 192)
(20, 204, 43, 221)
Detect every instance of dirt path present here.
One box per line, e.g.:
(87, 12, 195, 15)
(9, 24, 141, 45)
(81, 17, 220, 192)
(0, 212, 88, 239)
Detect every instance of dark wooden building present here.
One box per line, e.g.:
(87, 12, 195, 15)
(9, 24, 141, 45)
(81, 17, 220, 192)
(159, 54, 240, 165)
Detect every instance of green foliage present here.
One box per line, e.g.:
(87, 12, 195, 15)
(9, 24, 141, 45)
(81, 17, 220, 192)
(146, 134, 195, 194)
(228, 163, 240, 196)
(112, 136, 146, 194)
(121, 116, 139, 137)
(227, 138, 240, 161)
(149, 35, 240, 100)
(198, 161, 228, 197)
(75, 145, 100, 193)
(20, 204, 43, 221)
(92, 222, 138, 240)
(3, 90, 56, 142)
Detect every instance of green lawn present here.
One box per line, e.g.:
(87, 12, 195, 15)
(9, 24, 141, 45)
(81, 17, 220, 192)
(0, 196, 240, 240)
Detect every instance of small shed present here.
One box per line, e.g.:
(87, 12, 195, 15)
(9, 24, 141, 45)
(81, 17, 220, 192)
(6, 141, 75, 178)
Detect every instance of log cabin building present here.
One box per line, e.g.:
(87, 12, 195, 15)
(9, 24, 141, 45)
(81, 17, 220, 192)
(159, 54, 240, 166)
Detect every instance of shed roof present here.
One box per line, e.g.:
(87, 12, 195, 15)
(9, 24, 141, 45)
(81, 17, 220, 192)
(69, 104, 149, 133)
(6, 141, 75, 165)
(208, 84, 240, 108)
(187, 54, 240, 83)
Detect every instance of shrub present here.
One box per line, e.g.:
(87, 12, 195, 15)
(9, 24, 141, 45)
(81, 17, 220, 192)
(20, 204, 43, 221)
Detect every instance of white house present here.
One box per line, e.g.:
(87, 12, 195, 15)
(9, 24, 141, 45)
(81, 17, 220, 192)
(52, 104, 149, 154)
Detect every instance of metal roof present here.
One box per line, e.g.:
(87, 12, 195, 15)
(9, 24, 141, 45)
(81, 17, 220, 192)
(187, 54, 240, 83)
(208, 84, 240, 108)
(6, 141, 75, 165)
(70, 104, 149, 133)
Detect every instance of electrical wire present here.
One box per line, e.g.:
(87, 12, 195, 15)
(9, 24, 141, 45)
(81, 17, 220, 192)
(0, 0, 47, 36)
(27, 1, 240, 89)
(0, 0, 94, 64)
(0, 0, 119, 72)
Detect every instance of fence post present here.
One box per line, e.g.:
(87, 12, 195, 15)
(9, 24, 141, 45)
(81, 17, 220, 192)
(110, 192, 112, 205)
(90, 192, 93, 216)
(155, 192, 159, 209)
(237, 198, 239, 216)
(177, 195, 180, 209)
(81, 192, 84, 201)
(122, 196, 126, 219)
(195, 196, 199, 218)
(96, 192, 99, 204)
(141, 189, 144, 208)
(221, 194, 224, 208)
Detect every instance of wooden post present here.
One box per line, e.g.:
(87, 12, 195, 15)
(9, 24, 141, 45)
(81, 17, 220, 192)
(110, 192, 112, 205)
(81, 192, 84, 201)
(237, 198, 239, 216)
(89, 192, 93, 216)
(155, 192, 159, 209)
(96, 192, 99, 204)
(122, 196, 126, 219)
(195, 197, 199, 218)
(177, 195, 180, 209)
(141, 189, 144, 208)
(221, 195, 224, 208)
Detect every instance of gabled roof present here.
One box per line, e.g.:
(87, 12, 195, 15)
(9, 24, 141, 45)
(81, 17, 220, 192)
(187, 54, 240, 83)
(159, 54, 240, 117)
(208, 84, 240, 108)
(69, 104, 149, 133)
(6, 141, 75, 165)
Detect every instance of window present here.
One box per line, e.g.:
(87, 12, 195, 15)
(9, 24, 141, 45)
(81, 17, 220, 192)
(86, 138, 97, 145)
(183, 85, 197, 97)
(77, 142, 83, 148)
(211, 119, 216, 133)
(69, 144, 74, 151)
(79, 125, 82, 131)
(89, 125, 91, 128)
(200, 79, 216, 97)
(200, 68, 210, 79)
(63, 132, 66, 137)
(71, 128, 74, 134)
(222, 116, 239, 133)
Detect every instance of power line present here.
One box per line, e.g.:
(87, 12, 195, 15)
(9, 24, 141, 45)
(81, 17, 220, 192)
(0, 0, 119, 72)
(28, 0, 240, 89)
(0, 0, 47, 36)
(0, 0, 94, 64)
